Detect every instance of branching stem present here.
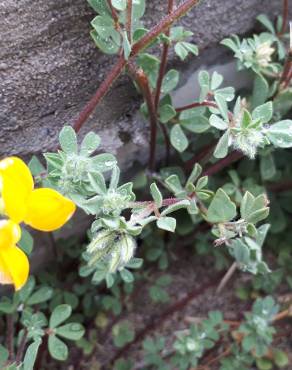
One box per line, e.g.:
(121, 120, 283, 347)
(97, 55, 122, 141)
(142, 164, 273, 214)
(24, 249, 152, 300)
(72, 0, 200, 132)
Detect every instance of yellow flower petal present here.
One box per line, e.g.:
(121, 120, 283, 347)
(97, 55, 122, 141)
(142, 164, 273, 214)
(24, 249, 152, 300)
(24, 188, 76, 232)
(0, 157, 34, 223)
(0, 245, 29, 290)
(0, 220, 21, 250)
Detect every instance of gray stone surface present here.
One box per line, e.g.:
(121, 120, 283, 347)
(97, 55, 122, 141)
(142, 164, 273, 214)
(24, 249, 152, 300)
(0, 0, 285, 163)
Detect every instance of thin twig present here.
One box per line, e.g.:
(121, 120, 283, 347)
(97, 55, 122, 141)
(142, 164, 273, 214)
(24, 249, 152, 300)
(73, 56, 127, 132)
(176, 101, 218, 112)
(72, 0, 201, 132)
(202, 151, 244, 177)
(126, 0, 133, 43)
(216, 262, 238, 294)
(154, 0, 175, 111)
(279, 0, 289, 36)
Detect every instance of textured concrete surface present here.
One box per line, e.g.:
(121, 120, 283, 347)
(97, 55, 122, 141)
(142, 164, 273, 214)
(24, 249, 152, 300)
(0, 0, 284, 164)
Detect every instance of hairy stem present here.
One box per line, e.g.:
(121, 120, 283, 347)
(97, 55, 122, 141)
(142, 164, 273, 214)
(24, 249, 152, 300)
(279, 0, 289, 36)
(73, 56, 127, 133)
(72, 0, 200, 132)
(126, 0, 133, 43)
(154, 0, 175, 111)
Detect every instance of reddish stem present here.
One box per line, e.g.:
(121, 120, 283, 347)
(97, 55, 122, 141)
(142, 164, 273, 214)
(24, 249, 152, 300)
(154, 0, 175, 111)
(72, 0, 200, 133)
(126, 0, 133, 43)
(73, 56, 127, 132)
(202, 151, 243, 177)
(279, 0, 289, 36)
(176, 101, 218, 112)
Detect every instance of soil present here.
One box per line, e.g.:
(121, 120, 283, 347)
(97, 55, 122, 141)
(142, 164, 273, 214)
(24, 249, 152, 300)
(72, 250, 292, 370)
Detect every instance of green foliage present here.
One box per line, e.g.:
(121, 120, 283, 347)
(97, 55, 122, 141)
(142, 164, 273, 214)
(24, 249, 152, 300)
(1, 3, 292, 369)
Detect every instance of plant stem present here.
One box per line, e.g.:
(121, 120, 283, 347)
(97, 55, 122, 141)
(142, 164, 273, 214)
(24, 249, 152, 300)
(126, 0, 133, 43)
(127, 63, 158, 170)
(216, 262, 238, 294)
(16, 329, 28, 364)
(154, 0, 175, 111)
(73, 56, 127, 133)
(279, 0, 289, 36)
(6, 314, 14, 361)
(107, 0, 120, 25)
(176, 100, 218, 112)
(202, 151, 243, 177)
(72, 0, 200, 132)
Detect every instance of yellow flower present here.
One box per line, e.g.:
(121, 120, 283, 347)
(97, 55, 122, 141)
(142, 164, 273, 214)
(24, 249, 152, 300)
(0, 156, 76, 290)
(0, 157, 76, 231)
(0, 220, 29, 290)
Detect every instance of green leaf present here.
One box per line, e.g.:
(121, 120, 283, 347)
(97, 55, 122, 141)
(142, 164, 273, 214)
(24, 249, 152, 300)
(91, 153, 117, 172)
(161, 200, 190, 216)
(213, 131, 229, 158)
(161, 70, 179, 94)
(251, 74, 269, 108)
(187, 163, 202, 185)
(28, 156, 46, 177)
(240, 192, 269, 224)
(49, 304, 72, 329)
(214, 93, 229, 121)
(170, 124, 188, 152)
(207, 189, 237, 223)
(180, 115, 210, 133)
(266, 120, 292, 148)
(48, 335, 68, 361)
(150, 183, 163, 208)
(257, 14, 275, 34)
(209, 114, 228, 130)
(165, 174, 184, 195)
(174, 41, 198, 60)
(88, 172, 107, 194)
(211, 71, 223, 90)
(122, 31, 131, 60)
(90, 15, 121, 54)
(87, 0, 110, 15)
(0, 345, 9, 367)
(59, 126, 78, 154)
(80, 132, 101, 156)
(252, 101, 273, 123)
(159, 104, 176, 123)
(273, 349, 289, 367)
(120, 269, 134, 283)
(126, 257, 143, 269)
(56, 323, 85, 341)
(232, 240, 250, 264)
(23, 339, 42, 370)
(112, 0, 127, 10)
(260, 153, 276, 180)
(18, 228, 34, 255)
(157, 217, 176, 232)
(27, 287, 54, 305)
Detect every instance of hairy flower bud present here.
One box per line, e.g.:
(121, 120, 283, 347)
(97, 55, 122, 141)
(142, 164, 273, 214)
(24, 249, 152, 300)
(256, 42, 274, 68)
